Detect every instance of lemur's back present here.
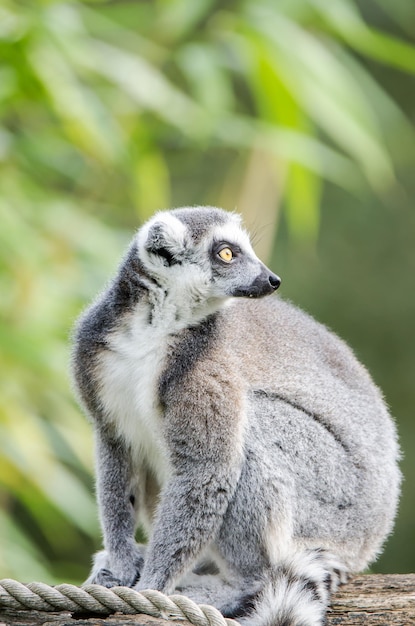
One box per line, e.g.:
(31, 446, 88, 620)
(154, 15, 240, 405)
(187, 296, 400, 571)
(224, 296, 385, 416)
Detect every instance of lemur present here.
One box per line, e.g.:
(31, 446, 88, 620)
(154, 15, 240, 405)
(72, 206, 400, 626)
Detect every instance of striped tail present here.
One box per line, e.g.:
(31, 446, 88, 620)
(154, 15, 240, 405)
(230, 549, 349, 626)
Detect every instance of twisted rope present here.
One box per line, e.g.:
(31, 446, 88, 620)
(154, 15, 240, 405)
(0, 579, 238, 626)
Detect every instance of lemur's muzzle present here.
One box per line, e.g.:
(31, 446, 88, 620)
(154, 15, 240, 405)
(232, 266, 281, 298)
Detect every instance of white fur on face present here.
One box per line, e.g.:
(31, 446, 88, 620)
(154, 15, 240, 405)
(209, 220, 257, 260)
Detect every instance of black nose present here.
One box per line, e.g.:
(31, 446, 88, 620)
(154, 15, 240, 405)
(269, 273, 281, 290)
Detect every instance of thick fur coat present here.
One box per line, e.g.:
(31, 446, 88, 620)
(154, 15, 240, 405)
(72, 207, 400, 626)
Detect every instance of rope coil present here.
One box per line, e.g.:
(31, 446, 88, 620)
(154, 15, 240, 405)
(0, 579, 238, 626)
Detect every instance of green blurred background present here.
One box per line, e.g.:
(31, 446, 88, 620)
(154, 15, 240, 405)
(1, 0, 414, 584)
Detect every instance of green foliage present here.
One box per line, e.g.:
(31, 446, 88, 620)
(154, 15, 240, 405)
(1, 0, 414, 581)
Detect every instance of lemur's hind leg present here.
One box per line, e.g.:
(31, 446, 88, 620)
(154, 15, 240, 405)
(211, 448, 350, 623)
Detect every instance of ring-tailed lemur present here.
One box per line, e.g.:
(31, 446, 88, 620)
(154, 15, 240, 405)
(72, 206, 400, 626)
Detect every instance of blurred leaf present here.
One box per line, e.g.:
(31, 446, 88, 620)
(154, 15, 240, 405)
(242, 39, 321, 239)
(29, 38, 122, 163)
(133, 149, 171, 219)
(0, 3, 29, 41)
(372, 0, 415, 36)
(0, 405, 96, 536)
(308, 0, 415, 72)
(0, 509, 53, 583)
(215, 115, 361, 189)
(155, 0, 216, 42)
(62, 36, 206, 135)
(286, 164, 322, 240)
(177, 42, 235, 114)
(242, 7, 396, 189)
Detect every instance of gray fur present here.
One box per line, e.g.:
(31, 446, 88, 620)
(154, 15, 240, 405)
(72, 206, 400, 626)
(173, 206, 229, 242)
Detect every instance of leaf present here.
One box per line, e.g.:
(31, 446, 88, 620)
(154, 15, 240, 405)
(0, 509, 54, 582)
(155, 0, 216, 41)
(133, 149, 171, 220)
(27, 6, 124, 163)
(0, 410, 97, 537)
(240, 7, 395, 189)
(64, 37, 206, 135)
(215, 114, 361, 190)
(308, 0, 415, 73)
(177, 42, 235, 114)
(285, 163, 322, 240)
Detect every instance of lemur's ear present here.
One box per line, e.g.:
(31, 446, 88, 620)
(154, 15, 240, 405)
(145, 223, 175, 266)
(145, 220, 187, 266)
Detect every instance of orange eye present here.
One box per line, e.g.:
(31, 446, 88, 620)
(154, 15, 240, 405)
(218, 247, 233, 263)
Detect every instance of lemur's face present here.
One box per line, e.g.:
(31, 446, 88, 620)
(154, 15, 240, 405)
(136, 207, 281, 303)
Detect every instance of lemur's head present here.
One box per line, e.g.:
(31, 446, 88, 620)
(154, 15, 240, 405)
(136, 206, 280, 306)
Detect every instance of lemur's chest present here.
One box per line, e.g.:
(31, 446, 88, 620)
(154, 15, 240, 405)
(96, 308, 172, 483)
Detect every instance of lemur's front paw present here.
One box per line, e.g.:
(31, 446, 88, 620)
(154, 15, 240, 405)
(85, 546, 146, 588)
(90, 567, 125, 588)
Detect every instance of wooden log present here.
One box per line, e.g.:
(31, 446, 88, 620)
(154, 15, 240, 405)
(0, 575, 414, 626)
(327, 574, 415, 625)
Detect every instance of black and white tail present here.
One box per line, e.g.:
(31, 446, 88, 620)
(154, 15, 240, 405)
(226, 549, 349, 626)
